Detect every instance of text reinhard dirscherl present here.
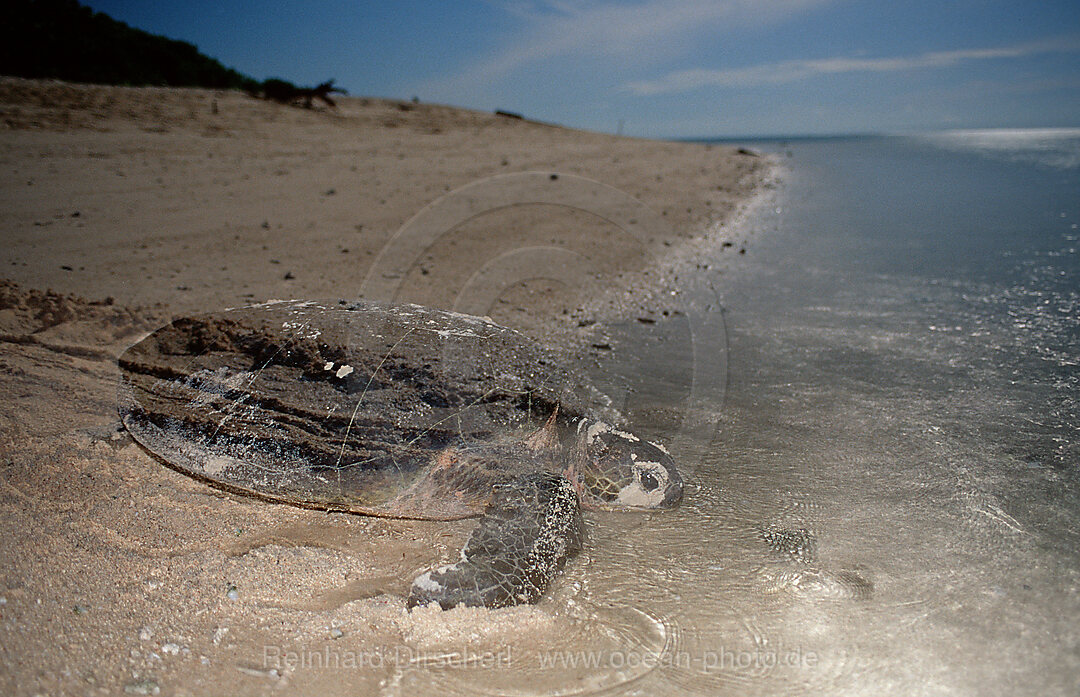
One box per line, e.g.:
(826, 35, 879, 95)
(262, 644, 818, 674)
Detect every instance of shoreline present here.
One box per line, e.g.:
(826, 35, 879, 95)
(0, 78, 775, 696)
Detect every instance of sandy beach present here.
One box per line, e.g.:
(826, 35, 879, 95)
(0, 77, 772, 696)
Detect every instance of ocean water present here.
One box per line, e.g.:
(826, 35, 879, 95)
(658, 130, 1079, 695)
(402, 131, 1079, 696)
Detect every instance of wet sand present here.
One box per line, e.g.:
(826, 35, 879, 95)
(0, 77, 773, 696)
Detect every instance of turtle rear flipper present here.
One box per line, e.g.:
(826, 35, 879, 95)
(407, 471, 583, 610)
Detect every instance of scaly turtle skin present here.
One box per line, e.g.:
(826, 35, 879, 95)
(118, 299, 682, 609)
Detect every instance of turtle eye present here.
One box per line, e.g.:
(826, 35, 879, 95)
(638, 469, 659, 492)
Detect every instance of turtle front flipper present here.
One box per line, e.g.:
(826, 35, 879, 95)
(407, 471, 583, 610)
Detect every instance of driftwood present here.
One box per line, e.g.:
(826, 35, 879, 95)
(261, 79, 346, 108)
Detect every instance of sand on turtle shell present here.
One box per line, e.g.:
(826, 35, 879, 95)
(0, 78, 774, 696)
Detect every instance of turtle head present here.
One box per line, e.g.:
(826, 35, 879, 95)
(570, 419, 682, 510)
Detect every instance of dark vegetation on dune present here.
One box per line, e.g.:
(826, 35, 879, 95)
(2, 0, 343, 106)
(2, 0, 261, 90)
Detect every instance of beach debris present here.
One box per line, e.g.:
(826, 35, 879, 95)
(494, 109, 523, 120)
(260, 79, 345, 109)
(225, 584, 239, 601)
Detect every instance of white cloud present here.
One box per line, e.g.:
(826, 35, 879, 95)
(416, 0, 829, 100)
(625, 37, 1080, 95)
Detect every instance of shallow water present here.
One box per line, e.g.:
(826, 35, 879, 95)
(393, 132, 1080, 696)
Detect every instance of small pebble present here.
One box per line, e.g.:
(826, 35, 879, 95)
(123, 680, 160, 695)
(226, 585, 240, 601)
(330, 628, 344, 639)
(161, 643, 180, 656)
(139, 627, 152, 641)
(237, 666, 280, 679)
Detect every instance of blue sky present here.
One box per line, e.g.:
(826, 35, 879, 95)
(83, 1, 1080, 138)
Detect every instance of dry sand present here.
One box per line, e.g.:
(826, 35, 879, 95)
(0, 77, 773, 696)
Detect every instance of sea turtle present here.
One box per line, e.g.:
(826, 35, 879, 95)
(117, 299, 682, 609)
